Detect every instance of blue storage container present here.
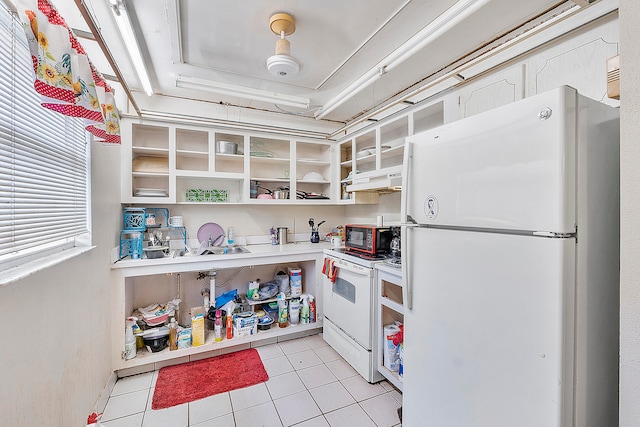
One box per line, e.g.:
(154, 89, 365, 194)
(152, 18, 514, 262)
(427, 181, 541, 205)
(119, 230, 144, 259)
(123, 208, 146, 231)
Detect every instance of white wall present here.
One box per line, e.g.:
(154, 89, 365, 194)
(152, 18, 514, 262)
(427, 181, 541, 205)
(168, 204, 347, 243)
(618, 0, 640, 425)
(0, 142, 121, 426)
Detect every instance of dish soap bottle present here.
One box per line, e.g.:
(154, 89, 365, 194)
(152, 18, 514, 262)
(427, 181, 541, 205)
(124, 317, 137, 360)
(169, 317, 178, 351)
(214, 309, 223, 342)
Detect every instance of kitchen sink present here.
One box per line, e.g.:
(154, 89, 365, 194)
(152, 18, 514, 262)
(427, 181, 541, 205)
(202, 246, 250, 255)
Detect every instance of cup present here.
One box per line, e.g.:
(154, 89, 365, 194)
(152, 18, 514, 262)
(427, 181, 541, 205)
(227, 227, 235, 246)
(331, 236, 343, 247)
(169, 216, 183, 227)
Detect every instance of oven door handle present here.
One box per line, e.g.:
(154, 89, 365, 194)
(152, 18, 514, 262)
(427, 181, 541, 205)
(327, 257, 373, 277)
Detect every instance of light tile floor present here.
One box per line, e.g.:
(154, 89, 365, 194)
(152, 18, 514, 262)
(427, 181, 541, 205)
(100, 333, 402, 427)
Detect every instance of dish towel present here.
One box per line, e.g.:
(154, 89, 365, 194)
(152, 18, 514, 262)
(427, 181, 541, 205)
(322, 257, 337, 283)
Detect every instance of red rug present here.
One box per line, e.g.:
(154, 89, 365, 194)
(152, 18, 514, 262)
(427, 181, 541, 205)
(152, 348, 269, 409)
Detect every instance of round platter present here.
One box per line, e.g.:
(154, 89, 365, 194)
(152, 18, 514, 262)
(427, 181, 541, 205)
(197, 222, 225, 245)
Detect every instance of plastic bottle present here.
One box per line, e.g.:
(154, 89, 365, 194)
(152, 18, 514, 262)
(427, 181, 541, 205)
(214, 309, 223, 342)
(124, 317, 137, 360)
(309, 295, 316, 323)
(300, 295, 310, 324)
(226, 312, 233, 339)
(289, 299, 300, 325)
(169, 317, 178, 351)
(277, 292, 289, 328)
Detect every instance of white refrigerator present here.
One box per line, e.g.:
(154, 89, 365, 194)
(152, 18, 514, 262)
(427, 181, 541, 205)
(400, 86, 620, 427)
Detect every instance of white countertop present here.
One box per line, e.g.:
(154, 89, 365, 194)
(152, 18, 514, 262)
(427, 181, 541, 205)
(112, 241, 333, 272)
(375, 261, 403, 277)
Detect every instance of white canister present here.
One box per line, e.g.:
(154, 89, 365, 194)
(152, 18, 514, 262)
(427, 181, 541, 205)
(331, 235, 343, 247)
(169, 216, 183, 227)
(288, 267, 302, 297)
(289, 299, 300, 325)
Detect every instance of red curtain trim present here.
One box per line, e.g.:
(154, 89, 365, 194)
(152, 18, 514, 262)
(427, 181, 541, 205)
(86, 125, 121, 144)
(26, 0, 122, 144)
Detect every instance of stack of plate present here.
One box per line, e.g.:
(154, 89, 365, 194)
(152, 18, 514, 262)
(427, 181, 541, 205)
(135, 188, 168, 197)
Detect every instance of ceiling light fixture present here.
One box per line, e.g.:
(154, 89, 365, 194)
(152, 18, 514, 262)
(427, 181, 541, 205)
(175, 75, 310, 109)
(315, 0, 490, 120)
(108, 0, 153, 96)
(266, 13, 301, 77)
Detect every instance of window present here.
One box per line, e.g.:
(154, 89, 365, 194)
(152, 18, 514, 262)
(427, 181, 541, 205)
(0, 1, 91, 274)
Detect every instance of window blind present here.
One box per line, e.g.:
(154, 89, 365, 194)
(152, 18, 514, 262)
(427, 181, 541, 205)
(0, 1, 90, 270)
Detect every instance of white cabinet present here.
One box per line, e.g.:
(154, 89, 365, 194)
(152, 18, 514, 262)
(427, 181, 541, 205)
(375, 264, 404, 391)
(121, 119, 334, 205)
(111, 247, 326, 372)
(339, 100, 444, 198)
(128, 123, 171, 199)
(249, 137, 333, 202)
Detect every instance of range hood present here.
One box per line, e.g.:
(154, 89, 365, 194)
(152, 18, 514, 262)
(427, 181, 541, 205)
(345, 166, 402, 193)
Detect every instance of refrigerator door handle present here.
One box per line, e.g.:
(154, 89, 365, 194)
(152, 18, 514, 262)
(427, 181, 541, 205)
(400, 141, 413, 224)
(401, 142, 415, 310)
(401, 224, 413, 310)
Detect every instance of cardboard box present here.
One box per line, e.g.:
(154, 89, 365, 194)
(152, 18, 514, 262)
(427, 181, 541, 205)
(234, 312, 258, 337)
(191, 306, 206, 346)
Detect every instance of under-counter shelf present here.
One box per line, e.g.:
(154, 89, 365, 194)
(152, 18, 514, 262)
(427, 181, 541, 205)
(111, 246, 327, 371)
(376, 265, 404, 391)
(123, 321, 323, 369)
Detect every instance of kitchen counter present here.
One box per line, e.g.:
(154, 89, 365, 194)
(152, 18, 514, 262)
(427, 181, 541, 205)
(112, 241, 332, 275)
(375, 261, 402, 277)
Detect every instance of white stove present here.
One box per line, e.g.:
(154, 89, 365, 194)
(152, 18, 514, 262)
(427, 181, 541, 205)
(322, 248, 384, 383)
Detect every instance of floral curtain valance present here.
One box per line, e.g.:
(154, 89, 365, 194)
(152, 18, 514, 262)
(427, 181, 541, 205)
(15, 0, 121, 143)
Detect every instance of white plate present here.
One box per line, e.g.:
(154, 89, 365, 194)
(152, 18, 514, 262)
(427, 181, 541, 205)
(135, 188, 168, 197)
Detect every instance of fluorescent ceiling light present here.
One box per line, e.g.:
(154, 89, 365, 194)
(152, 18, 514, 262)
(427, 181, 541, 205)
(315, 0, 490, 120)
(109, 0, 153, 96)
(175, 75, 310, 109)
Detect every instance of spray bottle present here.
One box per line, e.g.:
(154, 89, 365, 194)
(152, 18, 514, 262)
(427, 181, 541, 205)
(309, 294, 316, 323)
(124, 317, 137, 360)
(300, 294, 310, 324)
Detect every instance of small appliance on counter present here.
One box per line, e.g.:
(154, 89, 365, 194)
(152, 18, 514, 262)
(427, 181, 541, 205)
(344, 224, 392, 256)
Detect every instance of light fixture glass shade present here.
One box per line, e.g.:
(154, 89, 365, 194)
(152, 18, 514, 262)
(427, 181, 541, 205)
(315, 0, 489, 119)
(266, 54, 300, 77)
(109, 0, 153, 96)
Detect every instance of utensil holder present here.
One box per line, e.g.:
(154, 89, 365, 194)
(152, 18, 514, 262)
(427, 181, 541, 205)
(310, 231, 320, 243)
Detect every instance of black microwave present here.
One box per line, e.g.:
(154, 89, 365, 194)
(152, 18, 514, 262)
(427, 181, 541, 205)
(344, 224, 392, 256)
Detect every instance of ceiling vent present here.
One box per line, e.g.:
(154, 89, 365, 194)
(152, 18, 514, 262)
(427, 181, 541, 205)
(266, 13, 301, 77)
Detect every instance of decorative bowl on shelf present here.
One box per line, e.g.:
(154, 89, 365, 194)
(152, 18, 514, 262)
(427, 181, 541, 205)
(302, 172, 324, 181)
